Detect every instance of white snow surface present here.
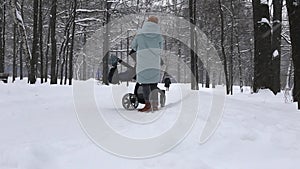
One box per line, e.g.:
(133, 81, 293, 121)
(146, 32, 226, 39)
(1, 78, 300, 169)
(273, 50, 279, 58)
(260, 18, 270, 25)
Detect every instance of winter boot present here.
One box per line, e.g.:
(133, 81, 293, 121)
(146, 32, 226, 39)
(138, 102, 151, 112)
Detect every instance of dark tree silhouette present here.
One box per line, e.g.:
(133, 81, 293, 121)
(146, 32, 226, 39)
(50, 0, 57, 84)
(0, 0, 5, 73)
(30, 0, 39, 84)
(287, 0, 300, 109)
(252, 1, 272, 93)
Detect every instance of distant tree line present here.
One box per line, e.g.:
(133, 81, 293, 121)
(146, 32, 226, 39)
(0, 0, 299, 108)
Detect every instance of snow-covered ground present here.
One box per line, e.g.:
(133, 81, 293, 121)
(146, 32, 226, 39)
(0, 78, 300, 169)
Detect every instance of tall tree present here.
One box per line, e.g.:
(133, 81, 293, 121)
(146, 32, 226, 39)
(12, 0, 32, 80)
(69, 0, 77, 85)
(227, 0, 235, 95)
(13, 23, 17, 82)
(189, 0, 198, 90)
(218, 0, 230, 94)
(286, 0, 300, 109)
(272, 0, 283, 94)
(102, 0, 112, 85)
(19, 0, 24, 80)
(50, 0, 57, 84)
(0, 0, 5, 73)
(39, 0, 44, 83)
(30, 0, 39, 84)
(252, 1, 272, 93)
(44, 14, 51, 83)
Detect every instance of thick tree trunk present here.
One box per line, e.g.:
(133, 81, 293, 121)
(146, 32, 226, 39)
(235, 0, 243, 93)
(102, 1, 111, 85)
(286, 0, 300, 109)
(50, 0, 57, 84)
(0, 0, 4, 73)
(252, 1, 272, 93)
(189, 0, 198, 90)
(272, 0, 283, 94)
(2, 0, 5, 73)
(30, 0, 39, 84)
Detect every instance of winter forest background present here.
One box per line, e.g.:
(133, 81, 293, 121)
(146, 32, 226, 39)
(0, 0, 299, 109)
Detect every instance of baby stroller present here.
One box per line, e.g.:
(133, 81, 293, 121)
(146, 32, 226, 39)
(108, 50, 166, 110)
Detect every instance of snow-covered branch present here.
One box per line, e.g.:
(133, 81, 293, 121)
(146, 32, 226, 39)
(76, 9, 106, 13)
(75, 18, 103, 23)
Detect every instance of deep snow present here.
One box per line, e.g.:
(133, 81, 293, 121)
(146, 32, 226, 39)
(0, 78, 299, 169)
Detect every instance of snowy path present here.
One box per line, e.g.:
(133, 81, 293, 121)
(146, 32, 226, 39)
(0, 80, 299, 169)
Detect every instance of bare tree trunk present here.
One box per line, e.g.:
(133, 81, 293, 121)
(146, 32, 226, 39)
(194, 0, 199, 88)
(82, 32, 87, 80)
(189, 0, 198, 90)
(205, 70, 210, 88)
(64, 43, 69, 85)
(286, 0, 300, 109)
(19, 0, 24, 80)
(235, 0, 243, 93)
(11, 0, 32, 81)
(252, 1, 272, 93)
(0, 0, 5, 73)
(236, 35, 243, 93)
(60, 29, 70, 84)
(13, 23, 17, 82)
(50, 0, 57, 84)
(69, 0, 77, 85)
(30, 0, 39, 84)
(20, 40, 23, 79)
(59, 11, 72, 85)
(229, 0, 234, 95)
(174, 0, 181, 83)
(102, 0, 111, 85)
(218, 0, 230, 95)
(212, 71, 216, 88)
(177, 42, 181, 83)
(39, 0, 44, 83)
(252, 0, 261, 92)
(271, 0, 283, 94)
(45, 18, 51, 82)
(2, 0, 5, 73)
(285, 57, 292, 89)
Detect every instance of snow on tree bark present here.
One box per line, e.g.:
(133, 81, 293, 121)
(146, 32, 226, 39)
(252, 1, 272, 93)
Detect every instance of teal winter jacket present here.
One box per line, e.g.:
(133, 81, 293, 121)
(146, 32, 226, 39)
(131, 21, 164, 84)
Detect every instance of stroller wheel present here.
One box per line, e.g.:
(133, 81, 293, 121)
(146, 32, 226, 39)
(122, 93, 139, 110)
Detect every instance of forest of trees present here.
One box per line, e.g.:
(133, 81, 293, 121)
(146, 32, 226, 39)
(0, 0, 299, 108)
